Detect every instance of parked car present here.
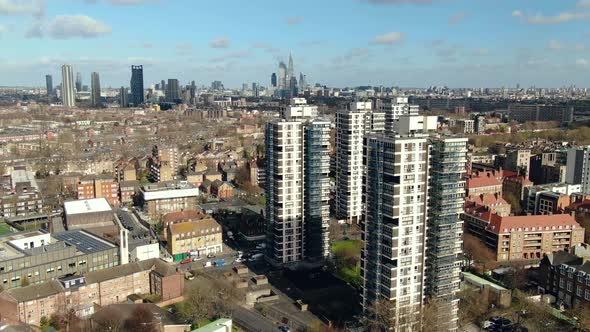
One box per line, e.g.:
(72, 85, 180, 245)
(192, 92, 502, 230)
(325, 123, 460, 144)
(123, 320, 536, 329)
(180, 258, 192, 264)
(207, 253, 216, 259)
(203, 261, 212, 268)
(184, 271, 194, 280)
(278, 326, 291, 332)
(192, 256, 203, 262)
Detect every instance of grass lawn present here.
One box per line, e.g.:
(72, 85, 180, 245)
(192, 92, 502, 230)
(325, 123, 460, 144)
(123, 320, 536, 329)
(0, 223, 12, 235)
(331, 240, 363, 288)
(332, 239, 363, 255)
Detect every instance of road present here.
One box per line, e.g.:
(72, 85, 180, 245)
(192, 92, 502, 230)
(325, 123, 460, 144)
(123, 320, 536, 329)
(232, 306, 277, 332)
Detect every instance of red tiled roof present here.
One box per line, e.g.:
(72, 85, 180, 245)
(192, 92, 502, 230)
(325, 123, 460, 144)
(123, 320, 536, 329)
(466, 176, 502, 189)
(467, 193, 509, 207)
(486, 214, 580, 235)
(567, 199, 590, 210)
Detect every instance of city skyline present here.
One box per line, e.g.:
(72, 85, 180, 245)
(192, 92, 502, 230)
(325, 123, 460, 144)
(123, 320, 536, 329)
(0, 0, 589, 88)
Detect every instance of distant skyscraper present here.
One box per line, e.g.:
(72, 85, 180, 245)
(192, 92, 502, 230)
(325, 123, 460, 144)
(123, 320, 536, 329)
(75, 72, 82, 92)
(265, 98, 330, 266)
(161, 79, 166, 91)
(567, 146, 590, 194)
(61, 65, 75, 107)
(278, 62, 287, 90)
(299, 73, 305, 90)
(45, 75, 53, 96)
(190, 80, 196, 105)
(252, 83, 259, 97)
(130, 65, 144, 106)
(166, 79, 180, 101)
(90, 72, 101, 107)
(211, 80, 224, 91)
(271, 73, 277, 87)
(119, 87, 128, 107)
(288, 53, 294, 80)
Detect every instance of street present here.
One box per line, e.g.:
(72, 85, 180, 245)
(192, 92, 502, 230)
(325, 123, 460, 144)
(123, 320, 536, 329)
(232, 306, 277, 332)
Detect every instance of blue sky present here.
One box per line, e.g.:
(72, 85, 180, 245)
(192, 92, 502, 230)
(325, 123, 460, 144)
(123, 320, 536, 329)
(0, 0, 589, 88)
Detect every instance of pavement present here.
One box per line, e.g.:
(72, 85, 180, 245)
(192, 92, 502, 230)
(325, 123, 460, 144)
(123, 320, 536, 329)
(232, 306, 277, 332)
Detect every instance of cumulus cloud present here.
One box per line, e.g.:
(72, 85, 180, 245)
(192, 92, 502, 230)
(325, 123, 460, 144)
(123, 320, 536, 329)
(209, 36, 230, 48)
(47, 15, 111, 39)
(0, 0, 44, 17)
(370, 31, 404, 45)
(448, 11, 467, 25)
(285, 16, 304, 25)
(511, 10, 523, 17)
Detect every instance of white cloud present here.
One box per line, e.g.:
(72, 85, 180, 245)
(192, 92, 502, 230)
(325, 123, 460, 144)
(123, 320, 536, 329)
(448, 11, 467, 25)
(285, 16, 304, 25)
(0, 0, 44, 17)
(576, 58, 590, 67)
(525, 12, 590, 25)
(209, 36, 230, 48)
(0, 24, 6, 34)
(511, 10, 523, 17)
(210, 50, 251, 63)
(578, 0, 590, 8)
(548, 39, 563, 50)
(370, 31, 404, 45)
(47, 15, 111, 39)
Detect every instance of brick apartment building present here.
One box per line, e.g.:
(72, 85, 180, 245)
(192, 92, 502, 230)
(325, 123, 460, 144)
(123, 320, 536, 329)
(0, 258, 183, 325)
(539, 251, 590, 308)
(167, 218, 223, 261)
(463, 210, 585, 261)
(76, 175, 119, 206)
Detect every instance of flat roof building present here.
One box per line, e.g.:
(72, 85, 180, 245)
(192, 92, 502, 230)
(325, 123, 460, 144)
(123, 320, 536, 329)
(0, 229, 119, 289)
(64, 198, 113, 229)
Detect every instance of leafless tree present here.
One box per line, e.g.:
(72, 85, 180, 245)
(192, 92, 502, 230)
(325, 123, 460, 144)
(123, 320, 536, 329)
(123, 305, 157, 332)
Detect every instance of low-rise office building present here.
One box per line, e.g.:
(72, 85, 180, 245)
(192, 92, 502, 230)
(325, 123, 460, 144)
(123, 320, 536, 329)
(137, 181, 200, 222)
(0, 229, 120, 289)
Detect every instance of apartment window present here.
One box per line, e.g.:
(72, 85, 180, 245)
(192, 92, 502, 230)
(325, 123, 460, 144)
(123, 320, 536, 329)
(577, 286, 583, 297)
(585, 290, 590, 301)
(559, 279, 565, 288)
(567, 281, 573, 292)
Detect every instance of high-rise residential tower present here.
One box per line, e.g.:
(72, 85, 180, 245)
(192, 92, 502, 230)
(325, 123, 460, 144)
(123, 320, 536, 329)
(335, 102, 375, 224)
(130, 65, 144, 106)
(75, 72, 82, 92)
(45, 75, 53, 96)
(361, 114, 438, 331)
(61, 65, 75, 107)
(381, 97, 419, 133)
(90, 72, 101, 107)
(265, 98, 330, 266)
(425, 137, 468, 332)
(567, 146, 590, 194)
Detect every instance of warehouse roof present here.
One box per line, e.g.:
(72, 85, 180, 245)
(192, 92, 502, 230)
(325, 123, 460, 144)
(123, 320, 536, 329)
(64, 198, 112, 215)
